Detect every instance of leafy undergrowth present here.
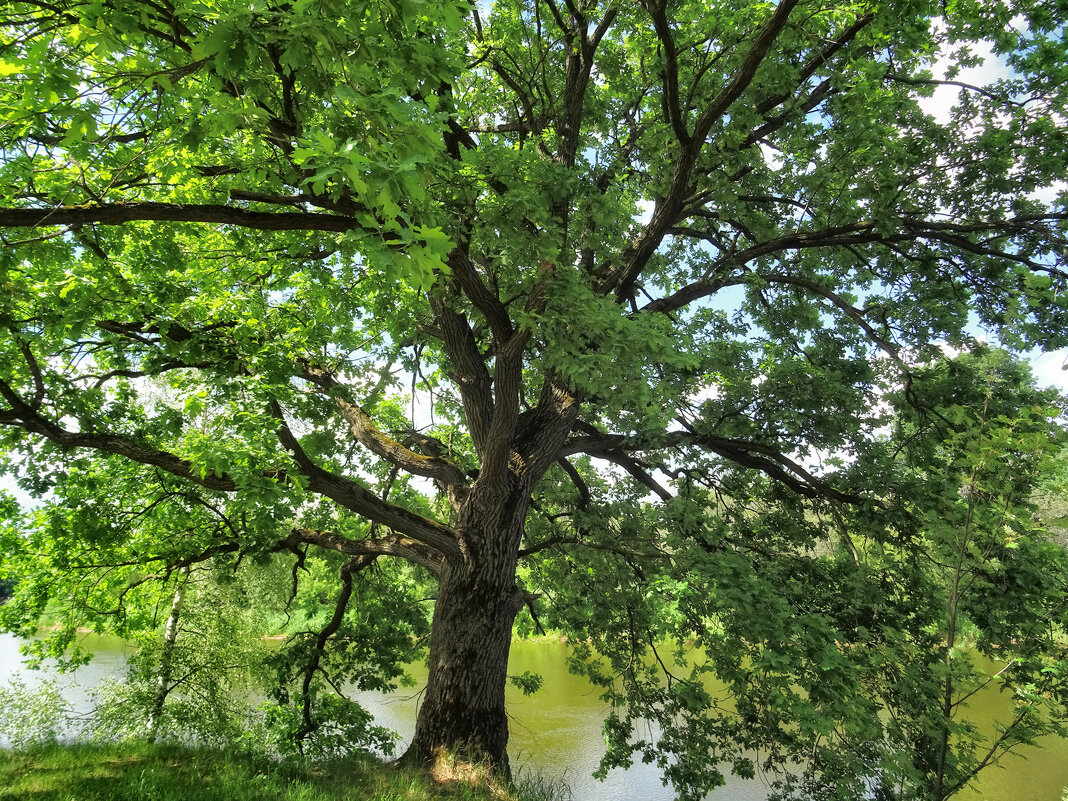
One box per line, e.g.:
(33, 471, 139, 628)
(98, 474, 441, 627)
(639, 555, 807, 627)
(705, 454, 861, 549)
(0, 743, 563, 801)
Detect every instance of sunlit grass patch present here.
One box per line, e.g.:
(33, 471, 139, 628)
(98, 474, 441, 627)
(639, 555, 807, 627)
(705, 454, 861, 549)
(0, 743, 562, 801)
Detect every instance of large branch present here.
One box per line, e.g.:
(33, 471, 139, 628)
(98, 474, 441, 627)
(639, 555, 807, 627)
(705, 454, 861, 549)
(644, 213, 1068, 314)
(644, 0, 690, 146)
(596, 450, 673, 501)
(0, 377, 237, 492)
(337, 397, 470, 491)
(0, 202, 365, 233)
(691, 0, 801, 144)
(560, 428, 875, 506)
(754, 12, 874, 116)
(512, 370, 581, 486)
(734, 13, 876, 150)
(758, 271, 906, 361)
(479, 261, 569, 488)
(448, 248, 514, 343)
(477, 326, 528, 491)
(431, 296, 495, 455)
(556, 6, 618, 167)
(670, 431, 870, 505)
(94, 321, 466, 495)
(291, 527, 445, 575)
(268, 403, 461, 558)
(299, 365, 469, 493)
(640, 263, 909, 369)
(74, 317, 469, 529)
(644, 222, 886, 312)
(0, 377, 460, 558)
(597, 0, 800, 302)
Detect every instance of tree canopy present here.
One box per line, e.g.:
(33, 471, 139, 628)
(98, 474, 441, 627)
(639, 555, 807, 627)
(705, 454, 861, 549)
(1, 0, 1068, 798)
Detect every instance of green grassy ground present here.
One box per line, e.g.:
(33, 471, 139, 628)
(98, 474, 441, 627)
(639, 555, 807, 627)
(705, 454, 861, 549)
(0, 744, 558, 801)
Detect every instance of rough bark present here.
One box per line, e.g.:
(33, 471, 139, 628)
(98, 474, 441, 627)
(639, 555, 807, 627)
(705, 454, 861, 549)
(402, 488, 529, 773)
(397, 378, 581, 772)
(404, 560, 524, 771)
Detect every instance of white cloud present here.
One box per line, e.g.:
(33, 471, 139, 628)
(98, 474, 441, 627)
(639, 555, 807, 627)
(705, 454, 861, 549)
(1028, 180, 1068, 206)
(917, 37, 1011, 125)
(1028, 349, 1068, 394)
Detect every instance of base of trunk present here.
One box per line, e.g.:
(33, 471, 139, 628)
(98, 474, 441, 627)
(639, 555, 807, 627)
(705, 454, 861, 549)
(401, 561, 524, 777)
(398, 743, 512, 783)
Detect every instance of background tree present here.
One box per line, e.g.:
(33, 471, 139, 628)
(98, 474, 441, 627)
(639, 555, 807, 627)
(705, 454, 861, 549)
(1, 0, 1067, 797)
(0, 452, 428, 755)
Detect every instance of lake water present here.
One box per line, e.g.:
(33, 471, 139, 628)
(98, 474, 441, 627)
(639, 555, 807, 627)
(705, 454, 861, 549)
(1, 633, 1065, 800)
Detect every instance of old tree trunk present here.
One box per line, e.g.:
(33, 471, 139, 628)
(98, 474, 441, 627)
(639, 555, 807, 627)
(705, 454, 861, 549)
(405, 536, 525, 769)
(402, 419, 568, 772)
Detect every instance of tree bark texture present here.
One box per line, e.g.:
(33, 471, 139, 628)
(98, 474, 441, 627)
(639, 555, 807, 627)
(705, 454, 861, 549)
(147, 567, 189, 743)
(403, 489, 529, 771)
(404, 561, 524, 770)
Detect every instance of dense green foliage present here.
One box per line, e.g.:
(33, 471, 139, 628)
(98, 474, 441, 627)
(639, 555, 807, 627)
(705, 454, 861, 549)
(545, 350, 1068, 801)
(1, 0, 1068, 799)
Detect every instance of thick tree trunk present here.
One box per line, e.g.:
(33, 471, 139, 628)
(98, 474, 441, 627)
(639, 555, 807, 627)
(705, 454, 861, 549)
(399, 392, 576, 775)
(401, 482, 528, 774)
(403, 556, 525, 772)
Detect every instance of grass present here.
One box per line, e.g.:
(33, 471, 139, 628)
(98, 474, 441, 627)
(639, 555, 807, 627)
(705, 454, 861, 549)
(0, 743, 565, 801)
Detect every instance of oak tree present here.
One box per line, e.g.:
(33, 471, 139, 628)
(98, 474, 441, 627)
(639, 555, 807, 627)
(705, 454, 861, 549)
(2, 0, 1068, 797)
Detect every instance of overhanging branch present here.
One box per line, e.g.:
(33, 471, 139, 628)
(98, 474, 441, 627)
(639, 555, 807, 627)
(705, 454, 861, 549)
(0, 376, 460, 558)
(646, 213, 1068, 314)
(0, 376, 238, 492)
(560, 428, 876, 506)
(0, 202, 365, 233)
